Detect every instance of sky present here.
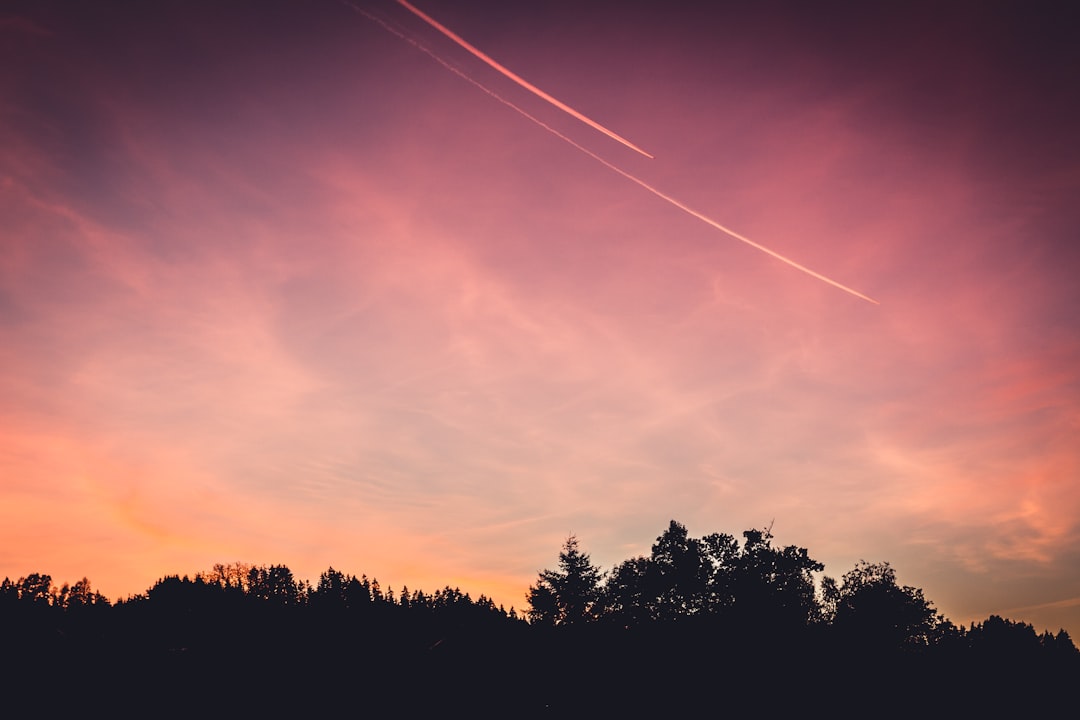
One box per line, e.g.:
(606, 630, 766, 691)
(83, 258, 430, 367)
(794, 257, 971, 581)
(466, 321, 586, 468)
(2, 0, 1079, 635)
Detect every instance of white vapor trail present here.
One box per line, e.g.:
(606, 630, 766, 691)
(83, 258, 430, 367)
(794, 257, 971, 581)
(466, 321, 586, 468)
(347, 2, 879, 305)
(395, 0, 655, 160)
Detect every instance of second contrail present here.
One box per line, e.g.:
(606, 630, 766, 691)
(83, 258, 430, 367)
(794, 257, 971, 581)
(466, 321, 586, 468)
(350, 3, 879, 305)
(395, 0, 654, 160)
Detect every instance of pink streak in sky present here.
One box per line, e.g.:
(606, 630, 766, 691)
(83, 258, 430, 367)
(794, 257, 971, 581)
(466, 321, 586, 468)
(361, 2, 877, 304)
(394, 0, 655, 159)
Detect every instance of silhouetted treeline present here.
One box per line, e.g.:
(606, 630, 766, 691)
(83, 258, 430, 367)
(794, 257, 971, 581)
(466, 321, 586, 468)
(524, 522, 1079, 714)
(2, 522, 1076, 715)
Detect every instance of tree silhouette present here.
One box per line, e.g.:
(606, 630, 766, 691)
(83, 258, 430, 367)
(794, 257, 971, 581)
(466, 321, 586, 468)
(313, 566, 349, 609)
(598, 555, 652, 626)
(58, 577, 108, 608)
(527, 535, 602, 626)
(594, 521, 823, 629)
(4, 523, 1078, 715)
(824, 560, 939, 649)
(644, 520, 711, 621)
(247, 564, 303, 605)
(16, 573, 53, 604)
(727, 526, 824, 628)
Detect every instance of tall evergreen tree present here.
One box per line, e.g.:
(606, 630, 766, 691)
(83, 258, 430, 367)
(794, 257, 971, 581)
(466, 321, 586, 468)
(527, 535, 603, 626)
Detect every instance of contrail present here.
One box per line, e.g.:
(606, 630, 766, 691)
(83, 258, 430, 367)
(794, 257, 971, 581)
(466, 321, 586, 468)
(348, 3, 879, 305)
(395, 0, 655, 160)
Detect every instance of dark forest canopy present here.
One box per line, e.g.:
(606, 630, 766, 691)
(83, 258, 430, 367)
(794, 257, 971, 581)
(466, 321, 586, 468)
(3, 521, 1077, 714)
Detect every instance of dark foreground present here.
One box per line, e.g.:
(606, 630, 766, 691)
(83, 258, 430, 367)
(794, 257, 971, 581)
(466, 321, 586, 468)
(5, 607, 1076, 717)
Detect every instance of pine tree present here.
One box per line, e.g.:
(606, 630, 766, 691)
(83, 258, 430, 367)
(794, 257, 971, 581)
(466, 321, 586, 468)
(527, 535, 602, 626)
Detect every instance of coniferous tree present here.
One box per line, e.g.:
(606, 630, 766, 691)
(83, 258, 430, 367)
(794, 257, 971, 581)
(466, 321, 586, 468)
(527, 535, 603, 626)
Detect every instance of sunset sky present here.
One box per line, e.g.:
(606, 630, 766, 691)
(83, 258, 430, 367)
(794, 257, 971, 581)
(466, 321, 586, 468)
(3, 0, 1078, 635)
